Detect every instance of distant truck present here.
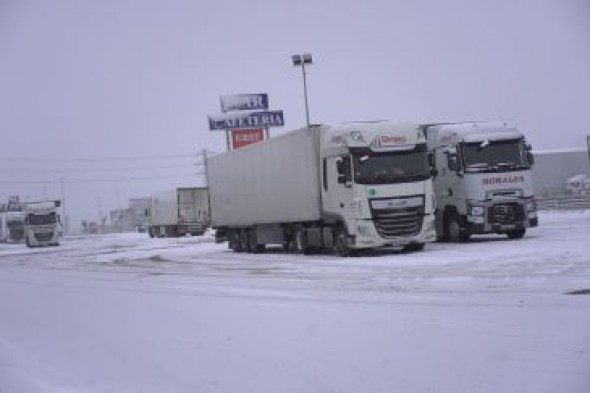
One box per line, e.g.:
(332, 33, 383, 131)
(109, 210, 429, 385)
(423, 122, 538, 241)
(0, 211, 25, 243)
(208, 121, 437, 256)
(148, 187, 210, 237)
(24, 201, 61, 247)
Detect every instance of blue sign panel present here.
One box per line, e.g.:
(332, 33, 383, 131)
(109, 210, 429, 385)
(220, 94, 269, 112)
(208, 110, 284, 130)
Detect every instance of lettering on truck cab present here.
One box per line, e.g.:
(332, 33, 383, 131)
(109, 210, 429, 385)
(482, 175, 525, 186)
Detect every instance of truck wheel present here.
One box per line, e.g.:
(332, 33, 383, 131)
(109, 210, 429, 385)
(445, 214, 470, 243)
(295, 228, 311, 255)
(333, 227, 351, 257)
(231, 232, 244, 252)
(239, 230, 251, 252)
(506, 229, 526, 239)
(148, 227, 156, 238)
(25, 236, 32, 248)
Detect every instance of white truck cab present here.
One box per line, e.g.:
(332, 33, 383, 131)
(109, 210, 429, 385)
(319, 122, 437, 252)
(24, 202, 61, 247)
(0, 211, 26, 243)
(424, 122, 538, 241)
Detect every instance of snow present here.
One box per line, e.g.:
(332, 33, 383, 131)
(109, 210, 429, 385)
(1, 211, 589, 393)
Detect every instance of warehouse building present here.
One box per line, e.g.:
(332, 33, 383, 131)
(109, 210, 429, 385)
(532, 147, 590, 196)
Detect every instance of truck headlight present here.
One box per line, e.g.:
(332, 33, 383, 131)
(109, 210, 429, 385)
(469, 206, 485, 216)
(355, 222, 373, 237)
(526, 200, 536, 212)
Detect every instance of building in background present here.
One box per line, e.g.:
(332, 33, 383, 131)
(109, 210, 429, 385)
(532, 148, 590, 196)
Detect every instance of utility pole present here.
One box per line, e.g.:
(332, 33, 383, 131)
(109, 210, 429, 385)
(202, 148, 209, 187)
(60, 176, 66, 235)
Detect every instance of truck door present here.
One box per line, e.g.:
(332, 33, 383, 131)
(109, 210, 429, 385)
(322, 155, 354, 223)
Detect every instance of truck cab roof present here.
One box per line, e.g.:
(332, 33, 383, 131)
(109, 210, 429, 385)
(428, 122, 524, 145)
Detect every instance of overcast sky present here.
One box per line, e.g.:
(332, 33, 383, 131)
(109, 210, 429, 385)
(1, 0, 589, 229)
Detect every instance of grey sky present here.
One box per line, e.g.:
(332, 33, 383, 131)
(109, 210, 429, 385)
(1, 0, 589, 229)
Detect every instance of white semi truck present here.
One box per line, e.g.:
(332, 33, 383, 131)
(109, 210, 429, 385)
(0, 211, 26, 243)
(208, 121, 437, 256)
(148, 187, 210, 237)
(24, 201, 61, 247)
(423, 122, 538, 241)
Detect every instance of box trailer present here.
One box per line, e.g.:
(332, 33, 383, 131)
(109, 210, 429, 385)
(208, 121, 437, 256)
(148, 187, 210, 237)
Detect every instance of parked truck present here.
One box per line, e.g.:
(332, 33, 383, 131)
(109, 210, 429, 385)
(147, 187, 210, 238)
(208, 121, 437, 256)
(0, 211, 26, 243)
(423, 121, 538, 241)
(24, 201, 61, 247)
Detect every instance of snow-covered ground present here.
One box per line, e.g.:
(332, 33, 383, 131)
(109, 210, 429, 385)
(0, 211, 589, 393)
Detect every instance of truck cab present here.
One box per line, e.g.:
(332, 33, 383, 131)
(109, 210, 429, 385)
(424, 122, 538, 241)
(1, 211, 25, 243)
(318, 122, 437, 253)
(24, 202, 60, 247)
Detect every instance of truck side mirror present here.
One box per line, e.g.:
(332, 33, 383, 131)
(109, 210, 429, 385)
(336, 156, 352, 186)
(527, 151, 535, 166)
(428, 152, 438, 177)
(336, 159, 345, 176)
(447, 154, 458, 171)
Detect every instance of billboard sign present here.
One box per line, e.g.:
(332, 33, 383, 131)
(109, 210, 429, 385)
(220, 93, 268, 112)
(208, 110, 284, 131)
(231, 128, 265, 150)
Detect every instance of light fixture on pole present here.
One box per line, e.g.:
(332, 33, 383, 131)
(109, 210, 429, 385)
(291, 53, 313, 128)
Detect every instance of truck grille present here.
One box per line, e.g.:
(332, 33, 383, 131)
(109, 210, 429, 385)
(10, 229, 24, 241)
(488, 203, 525, 225)
(34, 232, 54, 242)
(370, 207, 424, 238)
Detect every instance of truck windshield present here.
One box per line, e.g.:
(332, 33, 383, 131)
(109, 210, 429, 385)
(7, 221, 24, 229)
(27, 212, 57, 225)
(352, 144, 430, 185)
(462, 139, 528, 173)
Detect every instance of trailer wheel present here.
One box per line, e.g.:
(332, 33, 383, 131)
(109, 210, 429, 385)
(248, 229, 265, 254)
(239, 230, 251, 252)
(333, 226, 352, 257)
(506, 229, 526, 239)
(231, 231, 244, 252)
(228, 232, 236, 250)
(148, 227, 156, 238)
(445, 213, 470, 242)
(295, 228, 311, 255)
(25, 236, 32, 248)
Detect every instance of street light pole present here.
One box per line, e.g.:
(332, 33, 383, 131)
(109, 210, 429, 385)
(292, 53, 313, 129)
(301, 62, 310, 129)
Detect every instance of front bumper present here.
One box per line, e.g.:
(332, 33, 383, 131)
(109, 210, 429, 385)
(465, 199, 538, 234)
(348, 213, 436, 249)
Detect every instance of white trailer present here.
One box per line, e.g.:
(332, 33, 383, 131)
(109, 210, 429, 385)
(0, 211, 26, 243)
(24, 201, 60, 247)
(148, 187, 210, 238)
(423, 121, 538, 241)
(208, 121, 437, 256)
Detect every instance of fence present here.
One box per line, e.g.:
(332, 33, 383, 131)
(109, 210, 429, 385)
(536, 194, 590, 211)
